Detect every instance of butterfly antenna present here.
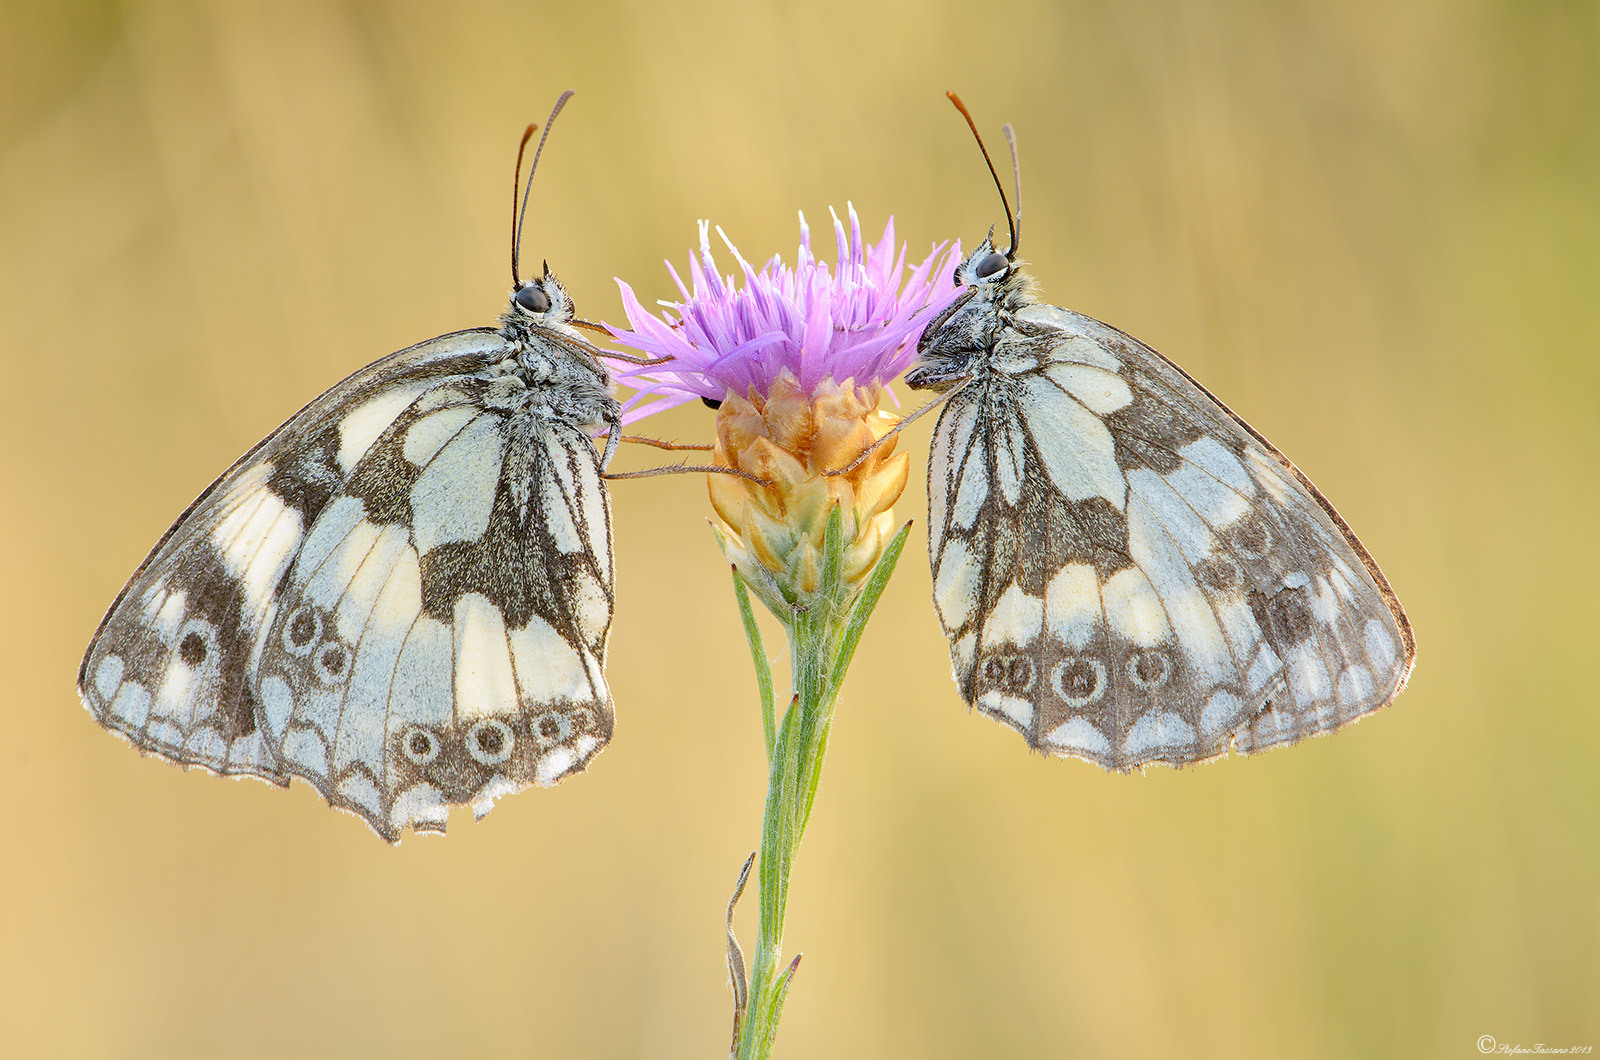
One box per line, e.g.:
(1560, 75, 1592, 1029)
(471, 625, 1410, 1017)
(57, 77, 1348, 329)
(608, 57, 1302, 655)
(945, 91, 1018, 259)
(1002, 122, 1021, 257)
(512, 89, 576, 287)
(510, 123, 539, 286)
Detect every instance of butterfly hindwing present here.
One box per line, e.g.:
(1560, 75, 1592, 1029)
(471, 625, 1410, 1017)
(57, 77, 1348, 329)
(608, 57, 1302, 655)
(924, 288, 1414, 769)
(253, 377, 614, 839)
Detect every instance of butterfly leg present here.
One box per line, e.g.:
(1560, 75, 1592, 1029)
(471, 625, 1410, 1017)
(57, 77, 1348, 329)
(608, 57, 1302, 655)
(599, 418, 623, 471)
(619, 434, 714, 452)
(603, 462, 772, 485)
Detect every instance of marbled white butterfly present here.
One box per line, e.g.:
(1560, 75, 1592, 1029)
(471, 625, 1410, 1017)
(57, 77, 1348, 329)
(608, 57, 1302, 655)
(907, 95, 1416, 768)
(78, 93, 631, 840)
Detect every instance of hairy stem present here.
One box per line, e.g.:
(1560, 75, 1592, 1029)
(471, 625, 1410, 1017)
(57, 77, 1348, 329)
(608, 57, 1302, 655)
(736, 613, 834, 1060)
(729, 517, 911, 1060)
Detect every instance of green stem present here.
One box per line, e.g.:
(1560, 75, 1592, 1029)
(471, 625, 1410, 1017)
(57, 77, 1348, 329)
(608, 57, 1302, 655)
(737, 614, 836, 1060)
(730, 519, 912, 1060)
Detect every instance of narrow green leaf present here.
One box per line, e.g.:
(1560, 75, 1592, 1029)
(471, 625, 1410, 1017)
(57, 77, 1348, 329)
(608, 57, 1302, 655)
(828, 520, 913, 693)
(758, 954, 804, 1056)
(730, 566, 777, 760)
(788, 609, 834, 836)
(817, 504, 846, 606)
(799, 717, 834, 832)
(758, 694, 804, 937)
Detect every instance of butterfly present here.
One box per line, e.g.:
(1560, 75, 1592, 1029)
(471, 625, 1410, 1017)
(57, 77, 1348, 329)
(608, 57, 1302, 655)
(77, 93, 631, 840)
(905, 95, 1416, 769)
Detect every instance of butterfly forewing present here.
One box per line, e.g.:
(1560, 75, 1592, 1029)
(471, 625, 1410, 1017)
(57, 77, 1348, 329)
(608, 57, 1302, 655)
(80, 315, 619, 840)
(922, 264, 1414, 769)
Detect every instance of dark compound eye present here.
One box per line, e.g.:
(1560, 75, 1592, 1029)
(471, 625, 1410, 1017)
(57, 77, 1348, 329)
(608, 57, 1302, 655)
(701, 396, 724, 410)
(973, 251, 1009, 280)
(514, 284, 552, 314)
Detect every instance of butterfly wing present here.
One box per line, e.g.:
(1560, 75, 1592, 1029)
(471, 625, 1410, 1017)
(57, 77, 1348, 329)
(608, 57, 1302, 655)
(79, 328, 615, 838)
(926, 303, 1414, 768)
(252, 374, 614, 839)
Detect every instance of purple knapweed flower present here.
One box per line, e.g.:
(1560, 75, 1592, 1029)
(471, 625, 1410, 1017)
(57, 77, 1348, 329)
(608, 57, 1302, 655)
(604, 207, 961, 603)
(606, 204, 960, 422)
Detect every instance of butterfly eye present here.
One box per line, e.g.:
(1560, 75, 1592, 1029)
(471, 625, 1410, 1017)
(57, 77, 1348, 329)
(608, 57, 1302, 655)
(514, 284, 552, 314)
(973, 251, 1009, 280)
(701, 396, 723, 411)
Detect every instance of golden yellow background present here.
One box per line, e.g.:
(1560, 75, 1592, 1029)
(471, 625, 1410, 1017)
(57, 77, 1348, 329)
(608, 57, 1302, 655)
(4, 2, 1596, 1057)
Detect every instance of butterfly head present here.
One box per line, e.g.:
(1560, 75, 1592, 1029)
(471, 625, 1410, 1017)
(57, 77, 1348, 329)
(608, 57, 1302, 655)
(500, 266, 589, 353)
(907, 233, 1035, 392)
(954, 231, 1014, 288)
(507, 265, 575, 327)
(499, 266, 619, 433)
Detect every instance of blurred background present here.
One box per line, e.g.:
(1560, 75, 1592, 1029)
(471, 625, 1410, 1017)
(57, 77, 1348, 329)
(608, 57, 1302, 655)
(4, 1, 1597, 1057)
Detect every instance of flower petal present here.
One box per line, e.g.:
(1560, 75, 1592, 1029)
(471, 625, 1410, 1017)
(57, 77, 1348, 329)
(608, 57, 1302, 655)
(606, 208, 961, 421)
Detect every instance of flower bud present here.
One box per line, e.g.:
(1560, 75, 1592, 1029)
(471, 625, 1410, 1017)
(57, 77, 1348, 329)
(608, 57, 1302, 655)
(709, 373, 910, 598)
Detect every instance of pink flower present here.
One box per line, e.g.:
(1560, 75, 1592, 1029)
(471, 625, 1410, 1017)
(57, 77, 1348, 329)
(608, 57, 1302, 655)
(606, 205, 960, 423)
